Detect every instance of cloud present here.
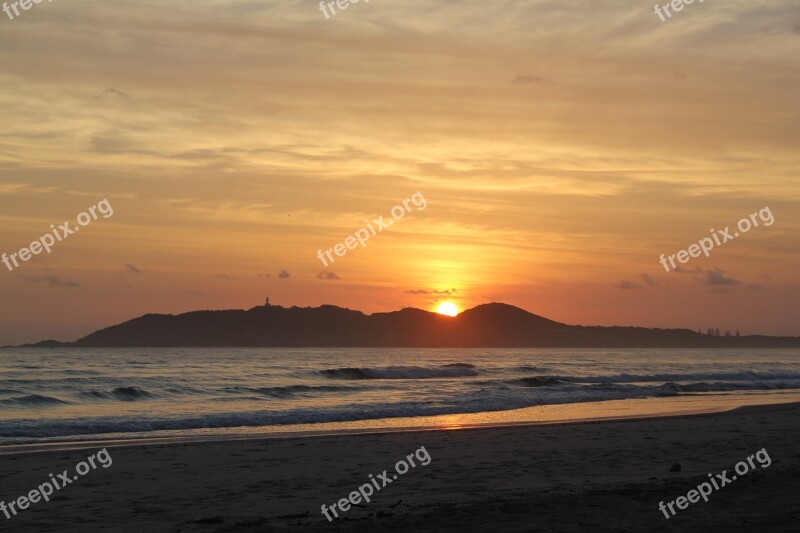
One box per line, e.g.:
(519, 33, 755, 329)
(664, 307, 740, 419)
(512, 75, 542, 85)
(640, 273, 658, 287)
(673, 266, 704, 275)
(213, 273, 232, 279)
(124, 263, 141, 274)
(405, 288, 458, 302)
(277, 269, 291, 279)
(616, 280, 642, 289)
(317, 271, 340, 280)
(257, 273, 272, 278)
(404, 288, 457, 295)
(696, 268, 740, 287)
(94, 88, 131, 102)
(22, 275, 80, 288)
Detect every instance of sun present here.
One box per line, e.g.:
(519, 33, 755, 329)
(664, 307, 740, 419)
(436, 302, 459, 316)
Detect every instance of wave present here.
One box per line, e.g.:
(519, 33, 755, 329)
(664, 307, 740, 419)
(511, 376, 566, 387)
(0, 394, 70, 406)
(513, 371, 800, 384)
(321, 364, 478, 380)
(656, 380, 800, 394)
(514, 366, 545, 372)
(0, 399, 536, 438)
(78, 387, 155, 402)
(222, 385, 359, 399)
(493, 372, 800, 393)
(3, 380, 800, 439)
(573, 380, 800, 396)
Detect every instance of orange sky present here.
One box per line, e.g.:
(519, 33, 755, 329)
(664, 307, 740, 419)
(1, 0, 799, 344)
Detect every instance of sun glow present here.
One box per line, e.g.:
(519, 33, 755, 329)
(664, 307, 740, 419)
(436, 302, 459, 316)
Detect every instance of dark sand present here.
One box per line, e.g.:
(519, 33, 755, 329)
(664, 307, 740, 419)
(1, 402, 799, 532)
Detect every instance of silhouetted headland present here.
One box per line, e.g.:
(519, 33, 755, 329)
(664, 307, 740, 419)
(20, 303, 800, 348)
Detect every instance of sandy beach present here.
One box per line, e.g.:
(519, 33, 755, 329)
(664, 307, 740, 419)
(1, 400, 798, 532)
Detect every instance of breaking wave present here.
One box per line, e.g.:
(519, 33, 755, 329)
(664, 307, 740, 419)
(79, 387, 155, 401)
(320, 364, 478, 380)
(0, 394, 70, 406)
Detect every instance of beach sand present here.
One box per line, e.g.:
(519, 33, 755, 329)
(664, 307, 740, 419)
(1, 401, 799, 532)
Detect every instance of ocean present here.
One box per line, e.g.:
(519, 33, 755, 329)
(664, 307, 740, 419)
(1, 347, 799, 445)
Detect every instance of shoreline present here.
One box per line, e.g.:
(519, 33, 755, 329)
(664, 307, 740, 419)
(3, 391, 799, 456)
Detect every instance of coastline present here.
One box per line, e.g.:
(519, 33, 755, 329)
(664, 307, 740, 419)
(3, 391, 800, 455)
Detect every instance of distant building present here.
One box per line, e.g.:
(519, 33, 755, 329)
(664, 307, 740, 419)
(265, 296, 270, 306)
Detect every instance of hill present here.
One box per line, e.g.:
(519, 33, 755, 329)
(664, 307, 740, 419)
(20, 303, 800, 348)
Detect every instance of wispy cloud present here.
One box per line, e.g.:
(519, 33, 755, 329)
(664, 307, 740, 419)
(640, 273, 658, 287)
(22, 275, 80, 288)
(94, 88, 131, 102)
(697, 268, 740, 287)
(512, 74, 542, 85)
(405, 289, 457, 295)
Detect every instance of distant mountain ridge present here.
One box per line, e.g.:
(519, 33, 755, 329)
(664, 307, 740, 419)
(21, 303, 800, 348)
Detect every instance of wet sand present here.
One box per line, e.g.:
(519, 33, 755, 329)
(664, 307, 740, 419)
(1, 401, 798, 532)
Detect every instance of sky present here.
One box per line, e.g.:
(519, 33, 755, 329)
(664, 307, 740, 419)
(0, 0, 798, 344)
